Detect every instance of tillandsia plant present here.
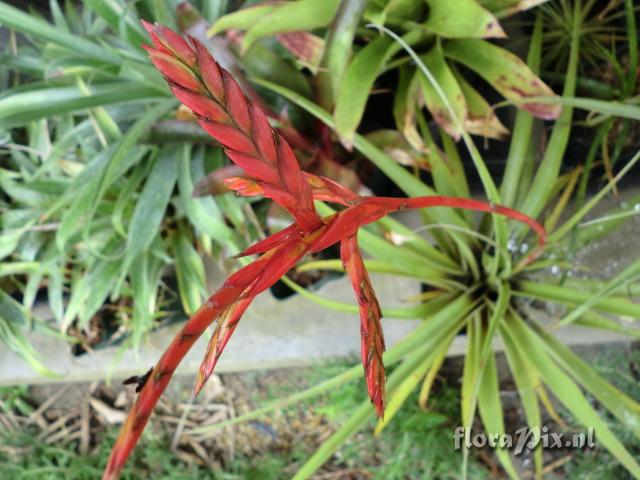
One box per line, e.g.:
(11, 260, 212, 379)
(0, 0, 356, 368)
(102, 22, 546, 479)
(182, 2, 640, 479)
(0, 0, 252, 368)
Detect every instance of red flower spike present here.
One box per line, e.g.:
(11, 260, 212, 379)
(103, 23, 548, 479)
(341, 235, 386, 416)
(195, 297, 252, 395)
(143, 22, 321, 234)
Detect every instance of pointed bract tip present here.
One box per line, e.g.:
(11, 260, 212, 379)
(140, 19, 156, 34)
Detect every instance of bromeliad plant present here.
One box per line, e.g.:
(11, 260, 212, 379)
(103, 22, 546, 479)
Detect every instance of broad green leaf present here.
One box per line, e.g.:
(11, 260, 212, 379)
(317, 0, 367, 108)
(241, 0, 341, 51)
(208, 4, 278, 36)
(478, 0, 551, 15)
(418, 43, 467, 140)
(334, 35, 394, 149)
(424, 0, 505, 38)
(443, 38, 561, 120)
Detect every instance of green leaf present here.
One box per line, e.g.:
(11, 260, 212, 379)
(333, 35, 394, 148)
(86, 99, 176, 238)
(112, 161, 149, 237)
(498, 8, 537, 210)
(208, 4, 279, 35)
(170, 229, 206, 315)
(558, 259, 640, 326)
(453, 69, 509, 139)
(48, 261, 65, 325)
(550, 151, 640, 242)
(424, 0, 505, 38)
(124, 145, 179, 267)
(0, 1, 120, 63)
(62, 246, 124, 329)
(515, 4, 580, 221)
(418, 42, 467, 140)
(241, 0, 341, 51)
(0, 84, 167, 128)
(501, 325, 544, 477)
(49, 0, 70, 32)
(0, 289, 57, 377)
(516, 280, 640, 319)
(177, 145, 237, 247)
(443, 38, 561, 120)
(477, 351, 519, 479)
(506, 313, 640, 476)
(374, 331, 456, 434)
(533, 321, 640, 436)
(84, 0, 147, 45)
(317, 0, 367, 108)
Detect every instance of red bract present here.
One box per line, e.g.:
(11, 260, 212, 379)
(103, 22, 546, 479)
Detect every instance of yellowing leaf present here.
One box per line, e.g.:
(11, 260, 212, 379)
(444, 38, 562, 119)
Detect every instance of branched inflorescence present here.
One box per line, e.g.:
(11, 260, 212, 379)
(103, 22, 546, 479)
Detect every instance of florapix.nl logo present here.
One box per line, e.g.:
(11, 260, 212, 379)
(453, 426, 596, 455)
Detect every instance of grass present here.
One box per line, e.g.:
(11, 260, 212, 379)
(3, 347, 638, 479)
(0, 359, 487, 479)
